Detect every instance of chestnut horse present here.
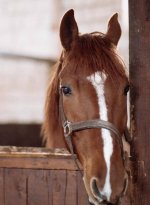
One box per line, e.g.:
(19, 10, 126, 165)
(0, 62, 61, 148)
(43, 10, 130, 205)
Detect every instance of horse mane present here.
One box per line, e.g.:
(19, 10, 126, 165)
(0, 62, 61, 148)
(62, 32, 127, 81)
(42, 32, 127, 147)
(42, 60, 64, 147)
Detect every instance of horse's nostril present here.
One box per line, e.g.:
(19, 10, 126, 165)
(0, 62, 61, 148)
(91, 178, 99, 197)
(91, 178, 106, 202)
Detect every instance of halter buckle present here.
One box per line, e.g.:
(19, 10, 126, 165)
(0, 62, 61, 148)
(63, 121, 72, 137)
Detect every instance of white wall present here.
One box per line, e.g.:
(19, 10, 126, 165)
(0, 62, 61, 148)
(0, 0, 128, 123)
(0, 57, 50, 123)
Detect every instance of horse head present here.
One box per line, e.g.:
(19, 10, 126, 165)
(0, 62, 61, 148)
(43, 9, 130, 205)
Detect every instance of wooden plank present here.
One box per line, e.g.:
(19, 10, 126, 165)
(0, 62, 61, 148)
(0, 157, 80, 170)
(0, 146, 71, 158)
(65, 171, 77, 205)
(0, 168, 4, 205)
(51, 170, 66, 205)
(0, 146, 82, 171)
(77, 172, 89, 205)
(27, 170, 49, 205)
(4, 168, 27, 205)
(47, 170, 53, 205)
(129, 0, 150, 204)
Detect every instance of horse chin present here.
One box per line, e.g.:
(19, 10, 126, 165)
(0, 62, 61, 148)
(89, 196, 100, 205)
(88, 197, 112, 205)
(89, 197, 115, 205)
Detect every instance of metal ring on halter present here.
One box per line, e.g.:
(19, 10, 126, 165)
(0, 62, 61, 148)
(63, 121, 72, 137)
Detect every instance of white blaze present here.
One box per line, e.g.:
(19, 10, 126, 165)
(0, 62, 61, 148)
(87, 71, 113, 201)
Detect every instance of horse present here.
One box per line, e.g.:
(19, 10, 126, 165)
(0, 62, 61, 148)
(42, 9, 131, 205)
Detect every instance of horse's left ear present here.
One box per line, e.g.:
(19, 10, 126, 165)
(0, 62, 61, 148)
(60, 9, 79, 51)
(106, 13, 121, 46)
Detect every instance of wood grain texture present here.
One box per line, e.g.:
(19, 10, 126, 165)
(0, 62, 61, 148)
(77, 172, 89, 205)
(0, 146, 70, 157)
(0, 146, 82, 171)
(4, 168, 27, 205)
(0, 147, 88, 204)
(1, 168, 89, 205)
(51, 170, 66, 205)
(65, 171, 77, 205)
(27, 170, 49, 205)
(129, 0, 150, 204)
(0, 157, 79, 170)
(0, 168, 4, 205)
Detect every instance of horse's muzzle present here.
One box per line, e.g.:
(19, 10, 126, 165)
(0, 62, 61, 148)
(90, 177, 128, 205)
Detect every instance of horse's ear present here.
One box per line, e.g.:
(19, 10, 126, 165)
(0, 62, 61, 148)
(60, 9, 79, 51)
(106, 13, 121, 46)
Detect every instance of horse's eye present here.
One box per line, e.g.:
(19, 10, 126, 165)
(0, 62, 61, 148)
(124, 85, 130, 95)
(61, 86, 72, 96)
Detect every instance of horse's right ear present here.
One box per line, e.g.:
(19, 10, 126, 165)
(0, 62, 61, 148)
(60, 9, 79, 51)
(106, 13, 121, 46)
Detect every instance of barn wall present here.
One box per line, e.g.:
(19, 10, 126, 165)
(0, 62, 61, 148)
(0, 124, 42, 147)
(0, 168, 89, 205)
(0, 57, 51, 123)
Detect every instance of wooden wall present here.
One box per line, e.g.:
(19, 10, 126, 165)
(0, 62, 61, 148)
(0, 124, 42, 147)
(129, 0, 150, 204)
(0, 146, 89, 205)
